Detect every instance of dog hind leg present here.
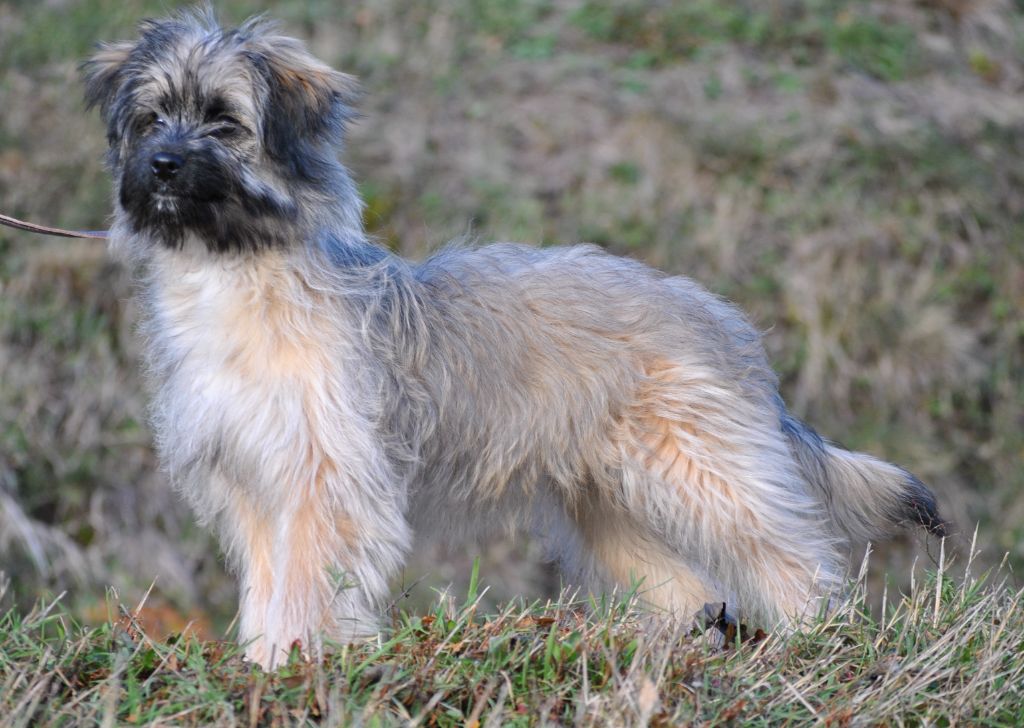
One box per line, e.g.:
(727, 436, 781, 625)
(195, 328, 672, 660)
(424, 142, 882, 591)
(573, 503, 722, 619)
(612, 359, 842, 627)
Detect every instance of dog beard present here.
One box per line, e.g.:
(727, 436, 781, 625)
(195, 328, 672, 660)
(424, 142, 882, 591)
(117, 133, 301, 251)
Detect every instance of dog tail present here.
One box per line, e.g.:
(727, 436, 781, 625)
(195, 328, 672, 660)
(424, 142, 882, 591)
(782, 415, 947, 541)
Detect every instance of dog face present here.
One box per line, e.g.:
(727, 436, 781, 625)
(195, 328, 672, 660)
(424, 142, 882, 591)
(82, 9, 358, 252)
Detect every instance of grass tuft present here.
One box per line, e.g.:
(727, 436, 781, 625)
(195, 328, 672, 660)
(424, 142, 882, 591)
(2, 559, 1023, 725)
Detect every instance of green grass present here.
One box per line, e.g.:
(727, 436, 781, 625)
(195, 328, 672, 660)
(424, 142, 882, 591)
(572, 0, 919, 78)
(3, 556, 1023, 726)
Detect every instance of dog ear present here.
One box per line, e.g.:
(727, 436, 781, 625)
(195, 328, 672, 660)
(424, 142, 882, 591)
(245, 35, 360, 180)
(81, 41, 135, 118)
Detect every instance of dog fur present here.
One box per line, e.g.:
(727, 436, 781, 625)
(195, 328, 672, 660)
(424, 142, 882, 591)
(83, 9, 945, 668)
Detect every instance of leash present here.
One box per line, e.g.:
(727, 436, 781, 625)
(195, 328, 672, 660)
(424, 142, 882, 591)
(0, 212, 108, 240)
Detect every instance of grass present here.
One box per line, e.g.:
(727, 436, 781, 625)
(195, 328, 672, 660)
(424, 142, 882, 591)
(3, 552, 1023, 726)
(571, 0, 920, 79)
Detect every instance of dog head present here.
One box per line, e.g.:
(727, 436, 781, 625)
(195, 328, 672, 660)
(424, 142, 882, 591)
(82, 8, 359, 252)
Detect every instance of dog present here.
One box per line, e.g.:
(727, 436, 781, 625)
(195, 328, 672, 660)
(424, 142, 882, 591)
(82, 9, 945, 668)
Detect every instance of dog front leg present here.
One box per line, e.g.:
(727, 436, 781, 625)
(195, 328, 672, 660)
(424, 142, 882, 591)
(220, 493, 276, 667)
(231, 477, 409, 670)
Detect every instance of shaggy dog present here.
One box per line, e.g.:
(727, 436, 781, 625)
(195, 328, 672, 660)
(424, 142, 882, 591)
(83, 9, 944, 668)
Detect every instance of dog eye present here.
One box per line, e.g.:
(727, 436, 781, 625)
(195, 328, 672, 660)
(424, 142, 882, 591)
(141, 113, 167, 133)
(136, 113, 165, 136)
(209, 114, 242, 138)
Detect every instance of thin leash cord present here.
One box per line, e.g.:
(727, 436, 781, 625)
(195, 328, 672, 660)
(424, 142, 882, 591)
(0, 212, 108, 240)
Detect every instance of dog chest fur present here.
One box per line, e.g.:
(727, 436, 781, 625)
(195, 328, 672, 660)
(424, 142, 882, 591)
(142, 245, 364, 516)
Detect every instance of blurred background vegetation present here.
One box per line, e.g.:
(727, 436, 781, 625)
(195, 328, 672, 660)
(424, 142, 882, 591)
(0, 0, 1021, 634)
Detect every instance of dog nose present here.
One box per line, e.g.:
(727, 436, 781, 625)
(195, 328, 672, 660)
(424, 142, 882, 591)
(151, 152, 184, 181)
